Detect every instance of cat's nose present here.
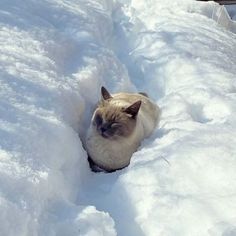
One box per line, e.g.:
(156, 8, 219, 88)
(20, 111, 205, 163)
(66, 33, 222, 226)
(100, 124, 111, 138)
(100, 127, 107, 133)
(100, 123, 110, 133)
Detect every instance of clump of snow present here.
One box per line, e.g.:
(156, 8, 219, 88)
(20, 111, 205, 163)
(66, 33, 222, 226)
(1, 0, 236, 235)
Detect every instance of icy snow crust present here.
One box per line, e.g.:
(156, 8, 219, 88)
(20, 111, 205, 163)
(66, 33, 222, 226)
(0, 0, 236, 235)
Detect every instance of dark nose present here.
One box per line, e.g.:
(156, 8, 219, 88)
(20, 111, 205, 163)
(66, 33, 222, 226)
(100, 127, 107, 133)
(100, 123, 111, 133)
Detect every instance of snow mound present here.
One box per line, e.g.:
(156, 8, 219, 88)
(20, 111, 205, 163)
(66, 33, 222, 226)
(0, 0, 236, 235)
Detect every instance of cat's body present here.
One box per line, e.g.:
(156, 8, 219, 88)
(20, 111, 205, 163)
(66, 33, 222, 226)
(85, 87, 160, 172)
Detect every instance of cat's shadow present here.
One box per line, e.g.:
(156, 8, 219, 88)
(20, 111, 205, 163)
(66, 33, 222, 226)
(87, 155, 127, 173)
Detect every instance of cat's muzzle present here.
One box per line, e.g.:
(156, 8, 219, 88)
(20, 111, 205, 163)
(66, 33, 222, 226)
(98, 126, 110, 138)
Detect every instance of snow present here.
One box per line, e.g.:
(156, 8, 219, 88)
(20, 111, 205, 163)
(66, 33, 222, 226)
(0, 0, 236, 235)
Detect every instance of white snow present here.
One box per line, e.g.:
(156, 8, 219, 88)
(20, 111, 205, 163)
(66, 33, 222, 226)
(0, 0, 236, 235)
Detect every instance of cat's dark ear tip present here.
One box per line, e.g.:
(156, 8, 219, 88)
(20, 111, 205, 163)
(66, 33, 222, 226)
(124, 100, 142, 118)
(101, 86, 112, 100)
(135, 100, 142, 111)
(133, 100, 142, 108)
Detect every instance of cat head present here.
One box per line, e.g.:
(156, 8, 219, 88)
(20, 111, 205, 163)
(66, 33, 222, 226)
(92, 87, 142, 139)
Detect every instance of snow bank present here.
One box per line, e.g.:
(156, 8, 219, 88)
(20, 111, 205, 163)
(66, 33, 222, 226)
(0, 0, 236, 235)
(0, 0, 119, 235)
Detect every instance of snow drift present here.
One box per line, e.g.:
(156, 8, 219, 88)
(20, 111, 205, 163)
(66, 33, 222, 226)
(0, 0, 236, 235)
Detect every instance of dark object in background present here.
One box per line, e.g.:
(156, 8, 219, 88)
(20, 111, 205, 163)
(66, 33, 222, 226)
(197, 0, 236, 5)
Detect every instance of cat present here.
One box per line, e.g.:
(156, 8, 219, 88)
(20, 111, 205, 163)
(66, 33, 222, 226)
(85, 86, 160, 172)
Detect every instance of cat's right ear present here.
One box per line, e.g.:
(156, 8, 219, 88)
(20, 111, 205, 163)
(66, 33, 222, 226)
(101, 86, 112, 100)
(124, 100, 142, 118)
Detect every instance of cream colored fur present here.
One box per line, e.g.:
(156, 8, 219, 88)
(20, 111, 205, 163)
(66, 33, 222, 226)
(85, 90, 160, 171)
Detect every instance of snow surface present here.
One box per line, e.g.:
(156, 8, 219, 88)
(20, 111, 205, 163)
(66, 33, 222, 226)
(0, 0, 236, 235)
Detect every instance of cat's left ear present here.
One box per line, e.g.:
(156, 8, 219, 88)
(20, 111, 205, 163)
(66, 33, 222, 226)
(101, 86, 112, 100)
(124, 100, 142, 118)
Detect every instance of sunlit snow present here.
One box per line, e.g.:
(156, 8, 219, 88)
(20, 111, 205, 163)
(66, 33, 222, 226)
(0, 0, 236, 235)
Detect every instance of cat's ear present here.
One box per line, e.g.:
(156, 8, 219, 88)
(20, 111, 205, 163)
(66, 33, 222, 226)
(101, 86, 112, 100)
(124, 100, 142, 118)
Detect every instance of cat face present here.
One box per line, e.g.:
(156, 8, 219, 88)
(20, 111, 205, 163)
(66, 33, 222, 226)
(91, 87, 142, 140)
(92, 107, 135, 139)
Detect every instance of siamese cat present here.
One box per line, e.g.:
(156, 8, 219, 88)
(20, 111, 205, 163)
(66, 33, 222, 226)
(85, 86, 160, 172)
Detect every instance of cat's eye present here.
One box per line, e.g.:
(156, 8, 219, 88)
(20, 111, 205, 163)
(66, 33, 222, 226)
(94, 114, 103, 126)
(110, 122, 121, 129)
